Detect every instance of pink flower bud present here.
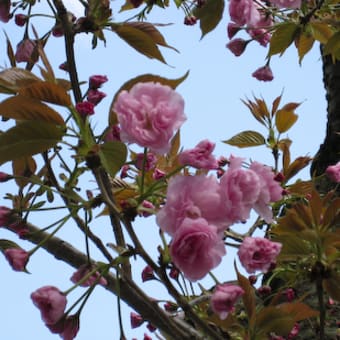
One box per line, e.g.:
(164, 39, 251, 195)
(0, 171, 13, 182)
(15, 14, 27, 26)
(288, 323, 300, 339)
(184, 15, 197, 26)
(0, 206, 12, 226)
(31, 286, 67, 325)
(147, 323, 157, 332)
(164, 301, 178, 312)
(152, 168, 166, 180)
(120, 165, 130, 179)
(325, 161, 340, 182)
(75, 101, 95, 117)
(227, 22, 241, 39)
(87, 89, 106, 105)
(135, 152, 157, 171)
(138, 200, 155, 217)
(52, 24, 64, 37)
(70, 264, 107, 287)
(169, 266, 180, 280)
(89, 75, 108, 89)
(285, 288, 295, 302)
(130, 312, 144, 328)
(0, 0, 10, 23)
(226, 38, 248, 57)
(15, 39, 36, 63)
(252, 65, 274, 81)
(144, 334, 152, 340)
(4, 248, 29, 271)
(105, 125, 121, 142)
(59, 62, 69, 72)
(60, 315, 80, 340)
(141, 265, 155, 282)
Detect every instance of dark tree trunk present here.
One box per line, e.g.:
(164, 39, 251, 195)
(310, 46, 340, 193)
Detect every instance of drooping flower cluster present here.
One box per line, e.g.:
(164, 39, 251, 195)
(156, 156, 283, 280)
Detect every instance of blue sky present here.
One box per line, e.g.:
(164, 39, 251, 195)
(0, 1, 326, 339)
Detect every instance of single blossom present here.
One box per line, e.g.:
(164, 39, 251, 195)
(4, 248, 29, 271)
(178, 139, 219, 170)
(70, 264, 107, 287)
(141, 265, 155, 282)
(229, 0, 260, 26)
(249, 161, 283, 222)
(89, 74, 108, 89)
(0, 0, 10, 23)
(210, 284, 244, 320)
(87, 89, 106, 105)
(156, 174, 227, 236)
(114, 82, 186, 154)
(75, 101, 95, 117)
(270, 0, 301, 8)
(170, 217, 226, 281)
(227, 22, 241, 39)
(325, 161, 340, 183)
(226, 38, 248, 57)
(130, 312, 144, 328)
(252, 65, 274, 81)
(31, 286, 67, 325)
(15, 39, 36, 63)
(238, 236, 282, 274)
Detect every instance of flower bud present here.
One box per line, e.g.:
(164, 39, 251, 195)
(4, 248, 29, 271)
(15, 39, 36, 63)
(75, 101, 95, 117)
(15, 14, 27, 26)
(226, 38, 248, 57)
(252, 65, 274, 81)
(141, 265, 155, 282)
(89, 75, 108, 89)
(130, 312, 144, 328)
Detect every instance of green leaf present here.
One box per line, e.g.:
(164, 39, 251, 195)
(323, 31, 340, 59)
(0, 95, 65, 125)
(295, 31, 315, 64)
(0, 68, 40, 94)
(193, 0, 225, 38)
(112, 23, 166, 63)
(275, 109, 298, 133)
(223, 130, 266, 148)
(310, 22, 334, 44)
(268, 22, 299, 57)
(99, 141, 128, 178)
(109, 71, 189, 125)
(0, 121, 65, 165)
(19, 81, 71, 107)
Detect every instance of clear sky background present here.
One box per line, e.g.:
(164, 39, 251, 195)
(0, 1, 327, 339)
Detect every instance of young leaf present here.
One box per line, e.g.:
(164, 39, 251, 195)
(18, 81, 71, 107)
(295, 31, 315, 64)
(275, 108, 298, 133)
(0, 68, 40, 94)
(109, 71, 189, 124)
(279, 302, 319, 322)
(223, 130, 266, 148)
(310, 22, 334, 44)
(99, 141, 128, 178)
(0, 95, 65, 125)
(268, 22, 299, 57)
(0, 121, 65, 165)
(112, 23, 166, 64)
(283, 156, 312, 181)
(12, 156, 37, 188)
(323, 31, 340, 58)
(193, 0, 225, 38)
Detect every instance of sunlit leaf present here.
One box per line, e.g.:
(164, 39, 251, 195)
(278, 138, 292, 175)
(0, 68, 40, 94)
(268, 22, 299, 57)
(5, 32, 16, 68)
(284, 156, 312, 181)
(323, 31, 340, 58)
(310, 22, 334, 44)
(223, 130, 266, 148)
(295, 30, 315, 64)
(0, 95, 65, 125)
(193, 0, 225, 38)
(241, 97, 270, 126)
(275, 109, 298, 133)
(287, 180, 313, 196)
(12, 156, 37, 188)
(0, 121, 65, 165)
(109, 71, 189, 124)
(99, 141, 128, 178)
(19, 81, 71, 107)
(271, 94, 282, 117)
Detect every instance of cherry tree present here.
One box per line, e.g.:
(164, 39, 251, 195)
(0, 0, 339, 339)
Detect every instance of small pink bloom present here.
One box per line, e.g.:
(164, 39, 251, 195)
(135, 152, 157, 171)
(87, 89, 106, 105)
(226, 38, 248, 57)
(325, 161, 340, 182)
(169, 266, 180, 280)
(60, 315, 80, 340)
(89, 75, 108, 89)
(270, 0, 301, 8)
(4, 248, 29, 271)
(210, 284, 244, 320)
(0, 206, 12, 226)
(156, 175, 227, 236)
(229, 0, 260, 26)
(130, 312, 144, 328)
(120, 164, 130, 179)
(170, 217, 226, 281)
(31, 286, 67, 325)
(178, 139, 219, 170)
(75, 101, 95, 117)
(152, 168, 166, 180)
(70, 264, 107, 287)
(238, 236, 282, 274)
(227, 22, 241, 39)
(144, 334, 152, 340)
(285, 288, 295, 302)
(0, 0, 10, 23)
(15, 39, 36, 63)
(184, 15, 197, 26)
(0, 171, 12, 182)
(15, 14, 27, 26)
(138, 200, 155, 217)
(249, 161, 283, 222)
(252, 65, 274, 81)
(114, 82, 186, 154)
(147, 323, 157, 332)
(141, 265, 155, 282)
(288, 323, 300, 339)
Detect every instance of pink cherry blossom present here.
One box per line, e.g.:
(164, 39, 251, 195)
(238, 236, 282, 274)
(325, 161, 340, 182)
(31, 286, 67, 325)
(15, 39, 36, 63)
(4, 248, 29, 271)
(87, 89, 106, 105)
(219, 156, 261, 225)
(114, 82, 186, 154)
(89, 74, 108, 89)
(141, 265, 155, 282)
(227, 22, 241, 39)
(130, 312, 144, 328)
(226, 38, 248, 57)
(252, 65, 274, 81)
(229, 0, 260, 26)
(210, 284, 244, 320)
(156, 174, 227, 236)
(178, 139, 219, 170)
(170, 217, 226, 281)
(70, 264, 107, 287)
(249, 161, 283, 222)
(270, 0, 301, 8)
